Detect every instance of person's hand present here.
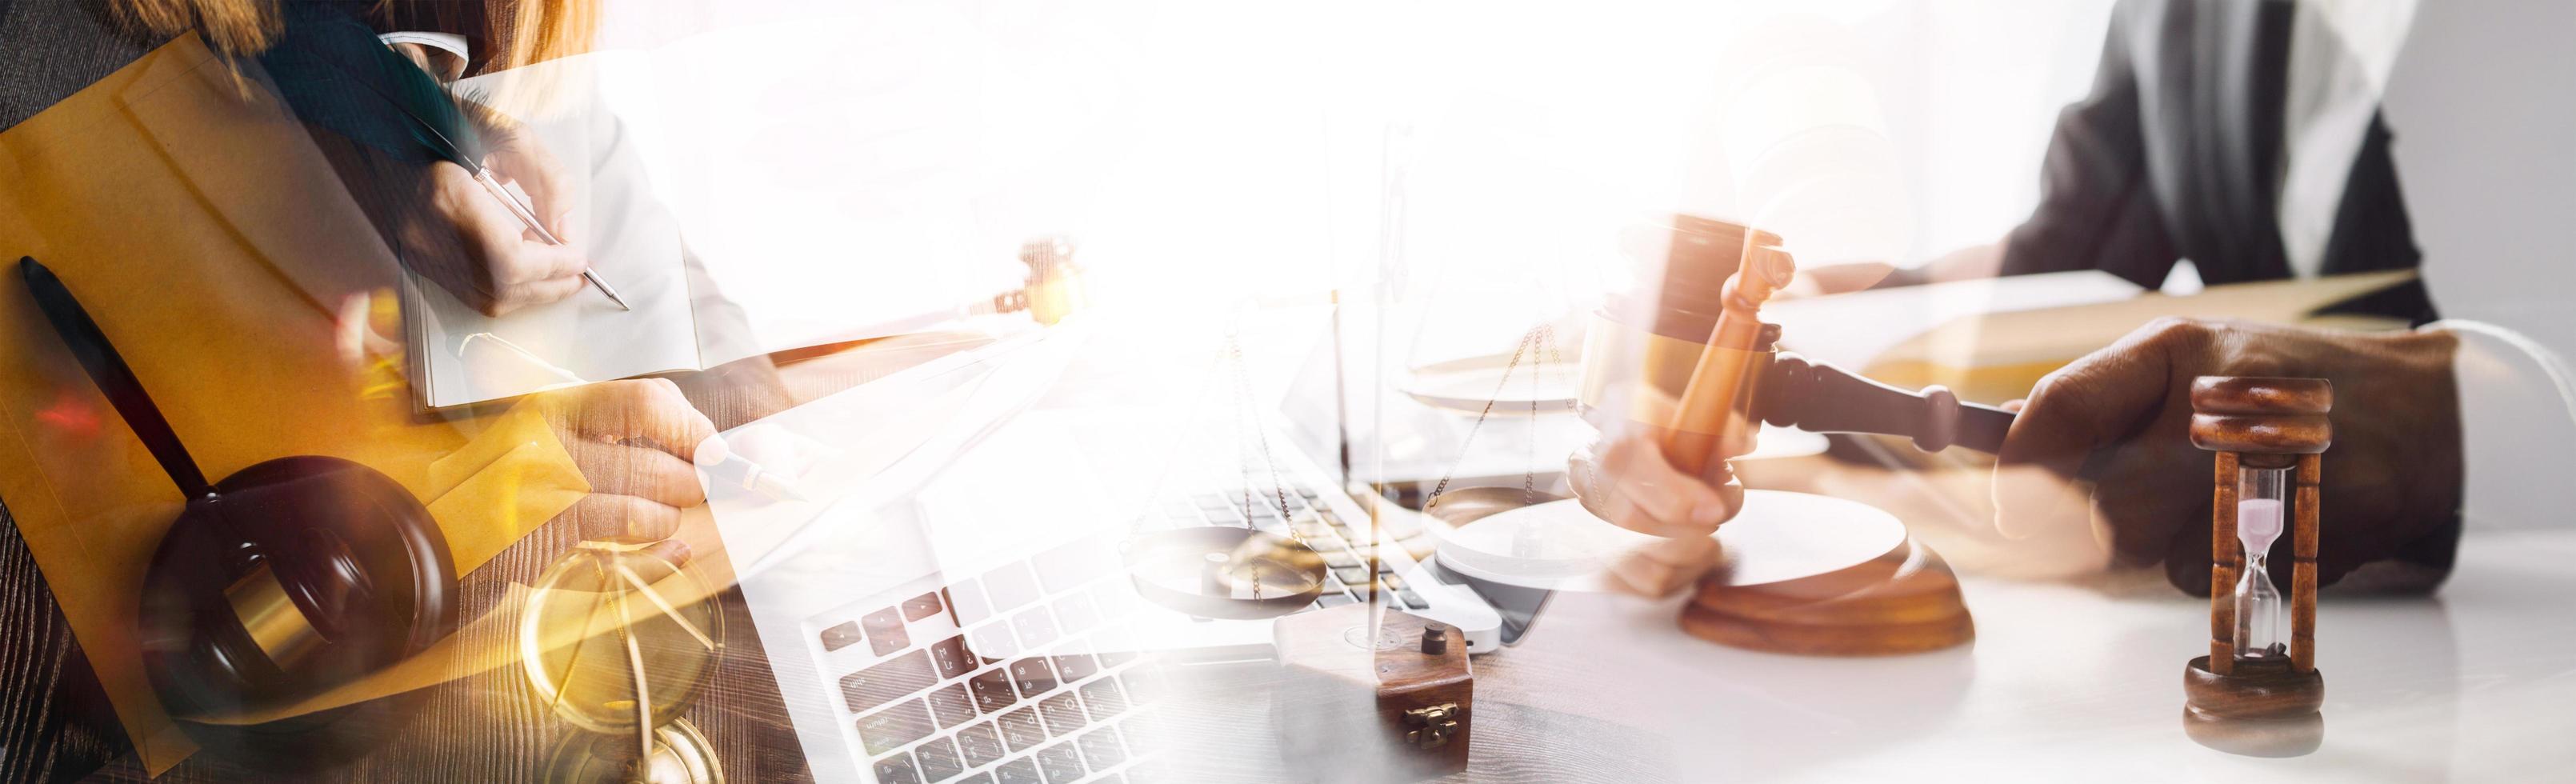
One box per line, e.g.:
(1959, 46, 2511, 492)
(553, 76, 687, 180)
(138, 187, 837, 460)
(1781, 242, 2006, 298)
(530, 378, 720, 544)
(410, 114, 587, 317)
(1604, 534, 1724, 598)
(1994, 318, 2461, 593)
(1569, 430, 1739, 538)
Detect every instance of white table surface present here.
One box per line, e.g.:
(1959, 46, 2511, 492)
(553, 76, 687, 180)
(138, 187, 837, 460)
(1465, 527, 2576, 782)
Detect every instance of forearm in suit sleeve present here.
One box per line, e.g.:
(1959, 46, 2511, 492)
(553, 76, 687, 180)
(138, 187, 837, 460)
(1998, 3, 2179, 289)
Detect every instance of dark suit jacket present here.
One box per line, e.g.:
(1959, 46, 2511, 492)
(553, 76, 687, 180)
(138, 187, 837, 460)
(2001, 0, 2422, 294)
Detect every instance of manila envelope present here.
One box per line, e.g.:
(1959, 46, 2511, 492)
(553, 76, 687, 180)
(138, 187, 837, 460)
(0, 34, 584, 773)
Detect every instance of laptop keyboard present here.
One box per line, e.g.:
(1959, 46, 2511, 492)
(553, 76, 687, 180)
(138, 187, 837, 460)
(810, 473, 1438, 782)
(823, 533, 1158, 784)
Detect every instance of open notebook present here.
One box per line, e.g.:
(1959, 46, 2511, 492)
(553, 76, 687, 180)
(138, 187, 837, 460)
(403, 46, 1023, 410)
(398, 122, 727, 410)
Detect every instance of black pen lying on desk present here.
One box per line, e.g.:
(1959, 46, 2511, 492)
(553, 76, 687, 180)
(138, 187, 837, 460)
(257, 3, 630, 310)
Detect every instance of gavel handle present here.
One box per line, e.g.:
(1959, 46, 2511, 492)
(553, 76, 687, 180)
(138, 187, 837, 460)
(1754, 352, 2017, 454)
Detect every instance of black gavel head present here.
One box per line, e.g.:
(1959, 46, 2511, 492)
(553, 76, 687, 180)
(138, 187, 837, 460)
(1609, 214, 1785, 345)
(137, 455, 458, 769)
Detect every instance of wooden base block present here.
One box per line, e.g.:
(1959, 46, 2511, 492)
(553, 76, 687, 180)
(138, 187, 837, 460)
(2182, 655, 2322, 720)
(1272, 605, 1472, 783)
(2180, 655, 2325, 757)
(1680, 537, 1973, 656)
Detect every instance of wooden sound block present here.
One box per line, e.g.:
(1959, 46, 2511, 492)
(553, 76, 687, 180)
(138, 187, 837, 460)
(1436, 490, 1909, 592)
(1681, 492, 1974, 656)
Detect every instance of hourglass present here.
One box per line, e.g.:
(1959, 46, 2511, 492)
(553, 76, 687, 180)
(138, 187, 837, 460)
(2182, 376, 2330, 755)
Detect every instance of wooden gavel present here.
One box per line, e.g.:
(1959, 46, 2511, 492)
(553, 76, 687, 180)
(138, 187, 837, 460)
(1642, 225, 2016, 486)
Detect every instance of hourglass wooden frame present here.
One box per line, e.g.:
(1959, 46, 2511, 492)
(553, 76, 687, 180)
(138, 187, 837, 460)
(2184, 376, 2330, 721)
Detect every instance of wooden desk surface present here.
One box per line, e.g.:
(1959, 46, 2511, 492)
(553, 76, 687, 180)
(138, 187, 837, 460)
(7, 334, 2572, 782)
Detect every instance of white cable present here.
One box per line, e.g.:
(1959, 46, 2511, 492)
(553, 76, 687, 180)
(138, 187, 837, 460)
(2418, 318, 2576, 430)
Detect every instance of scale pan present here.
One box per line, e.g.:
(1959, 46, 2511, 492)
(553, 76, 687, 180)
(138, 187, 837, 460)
(1434, 490, 1907, 590)
(1399, 354, 1583, 414)
(1123, 527, 1327, 620)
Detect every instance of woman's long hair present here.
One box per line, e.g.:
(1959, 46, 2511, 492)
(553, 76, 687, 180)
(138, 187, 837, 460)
(110, 0, 598, 72)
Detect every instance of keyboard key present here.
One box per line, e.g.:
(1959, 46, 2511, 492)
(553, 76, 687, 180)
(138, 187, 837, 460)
(968, 623, 1019, 663)
(1036, 742, 1088, 782)
(821, 620, 865, 652)
(958, 773, 994, 784)
(1121, 670, 1162, 704)
(1031, 536, 1119, 593)
(948, 581, 994, 626)
(862, 608, 910, 656)
(995, 758, 1042, 784)
(981, 563, 1042, 613)
(1330, 566, 1368, 585)
(856, 698, 935, 756)
(968, 668, 1018, 713)
(1051, 653, 1100, 683)
(1397, 587, 1429, 609)
(1318, 550, 1359, 569)
(1078, 678, 1128, 718)
(1009, 658, 1059, 697)
(1052, 594, 1101, 634)
(1037, 692, 1089, 736)
(1088, 623, 1142, 664)
(917, 736, 966, 782)
(842, 650, 937, 714)
(998, 707, 1047, 752)
(927, 683, 977, 728)
(1086, 583, 1142, 620)
(1077, 726, 1128, 769)
(929, 635, 976, 679)
(903, 591, 946, 622)
(1316, 593, 1354, 608)
(956, 722, 1006, 766)
(873, 752, 922, 784)
(1012, 608, 1060, 650)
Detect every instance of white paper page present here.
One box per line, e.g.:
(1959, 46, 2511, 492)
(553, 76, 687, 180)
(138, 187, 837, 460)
(414, 62, 698, 407)
(1762, 270, 2142, 369)
(587, 15, 1041, 364)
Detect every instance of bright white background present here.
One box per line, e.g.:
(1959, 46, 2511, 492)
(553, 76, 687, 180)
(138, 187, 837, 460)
(589, 0, 2121, 326)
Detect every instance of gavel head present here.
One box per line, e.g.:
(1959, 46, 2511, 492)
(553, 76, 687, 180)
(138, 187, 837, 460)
(1578, 214, 1787, 434)
(1012, 235, 1087, 326)
(2189, 376, 2334, 464)
(137, 455, 458, 768)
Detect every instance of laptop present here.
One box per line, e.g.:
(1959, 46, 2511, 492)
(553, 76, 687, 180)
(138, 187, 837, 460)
(708, 320, 1504, 784)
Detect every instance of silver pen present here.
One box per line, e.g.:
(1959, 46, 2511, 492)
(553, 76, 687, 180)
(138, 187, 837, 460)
(468, 168, 630, 310)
